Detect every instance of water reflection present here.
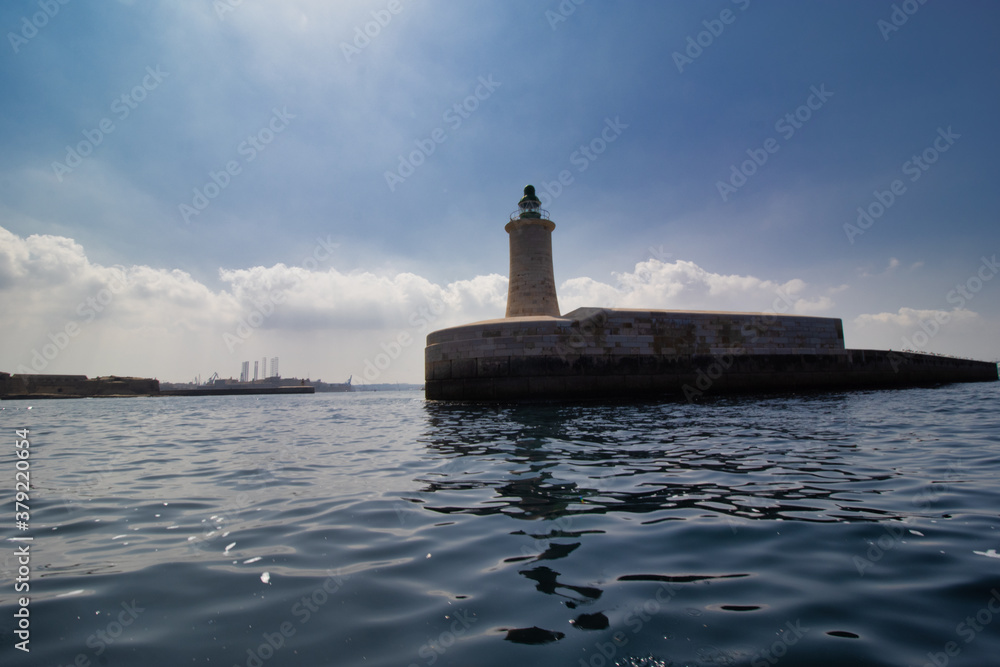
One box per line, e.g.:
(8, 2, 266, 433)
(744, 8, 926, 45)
(417, 395, 898, 525)
(520, 564, 602, 604)
(414, 395, 905, 654)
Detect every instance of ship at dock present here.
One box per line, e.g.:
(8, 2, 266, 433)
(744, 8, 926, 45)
(0, 371, 353, 399)
(161, 357, 352, 396)
(159, 374, 352, 396)
(310, 376, 354, 392)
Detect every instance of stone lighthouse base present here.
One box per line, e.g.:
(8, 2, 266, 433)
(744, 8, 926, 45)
(424, 308, 998, 401)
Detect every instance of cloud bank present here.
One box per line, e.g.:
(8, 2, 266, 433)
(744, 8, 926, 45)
(1, 226, 993, 382)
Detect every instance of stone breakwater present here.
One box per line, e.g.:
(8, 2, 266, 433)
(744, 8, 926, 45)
(424, 308, 997, 400)
(0, 373, 317, 399)
(0, 372, 158, 399)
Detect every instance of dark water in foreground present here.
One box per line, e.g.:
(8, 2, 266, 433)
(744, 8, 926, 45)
(1, 385, 999, 667)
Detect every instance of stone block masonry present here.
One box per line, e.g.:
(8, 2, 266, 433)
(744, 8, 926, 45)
(505, 218, 559, 317)
(428, 308, 846, 368)
(423, 184, 996, 401)
(424, 309, 996, 400)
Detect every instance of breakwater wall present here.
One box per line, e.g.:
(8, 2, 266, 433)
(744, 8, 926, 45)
(160, 386, 314, 396)
(0, 373, 159, 399)
(0, 373, 317, 399)
(424, 309, 997, 400)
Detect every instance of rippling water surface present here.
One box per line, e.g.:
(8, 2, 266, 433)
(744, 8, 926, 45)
(2, 384, 1000, 666)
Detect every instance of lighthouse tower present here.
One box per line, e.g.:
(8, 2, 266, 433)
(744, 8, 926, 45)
(505, 185, 560, 317)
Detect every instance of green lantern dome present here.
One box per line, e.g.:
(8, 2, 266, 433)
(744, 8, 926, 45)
(517, 185, 542, 218)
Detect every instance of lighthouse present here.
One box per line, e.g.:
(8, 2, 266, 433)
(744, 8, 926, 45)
(504, 185, 560, 318)
(423, 183, 995, 401)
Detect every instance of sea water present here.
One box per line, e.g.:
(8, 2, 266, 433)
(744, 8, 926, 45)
(1, 384, 999, 666)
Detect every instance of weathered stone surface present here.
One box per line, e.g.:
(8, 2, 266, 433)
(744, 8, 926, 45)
(424, 187, 995, 401)
(0, 372, 160, 398)
(424, 309, 997, 400)
(425, 348, 997, 400)
(505, 219, 560, 318)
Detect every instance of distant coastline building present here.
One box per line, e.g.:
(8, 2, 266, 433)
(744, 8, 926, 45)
(423, 186, 997, 400)
(0, 372, 159, 399)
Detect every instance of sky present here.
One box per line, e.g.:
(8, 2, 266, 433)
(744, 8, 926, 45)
(1, 0, 998, 384)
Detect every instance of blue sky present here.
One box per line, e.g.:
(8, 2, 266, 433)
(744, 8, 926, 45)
(1, 0, 998, 383)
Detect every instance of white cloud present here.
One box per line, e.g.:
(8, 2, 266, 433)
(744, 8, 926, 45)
(848, 307, 991, 357)
(0, 225, 507, 381)
(853, 307, 977, 330)
(217, 263, 507, 331)
(12, 226, 993, 383)
(793, 296, 835, 314)
(559, 259, 834, 315)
